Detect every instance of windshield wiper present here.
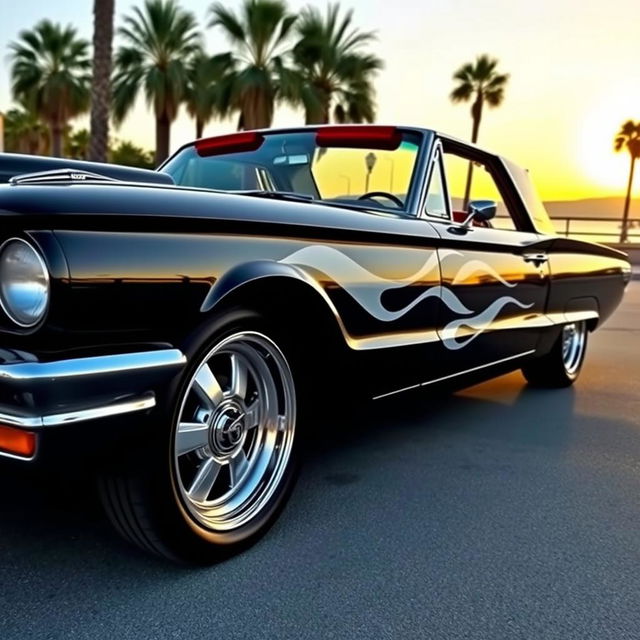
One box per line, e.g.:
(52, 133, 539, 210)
(238, 190, 315, 203)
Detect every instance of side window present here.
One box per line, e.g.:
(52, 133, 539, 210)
(424, 154, 449, 220)
(443, 151, 518, 231)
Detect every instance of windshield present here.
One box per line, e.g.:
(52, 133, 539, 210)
(161, 129, 422, 211)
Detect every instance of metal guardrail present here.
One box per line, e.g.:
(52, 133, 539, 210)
(495, 215, 640, 243)
(550, 216, 640, 241)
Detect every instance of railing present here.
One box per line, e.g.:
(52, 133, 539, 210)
(495, 215, 640, 244)
(550, 216, 640, 243)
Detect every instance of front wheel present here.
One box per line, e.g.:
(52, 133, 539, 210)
(522, 321, 588, 388)
(99, 313, 301, 563)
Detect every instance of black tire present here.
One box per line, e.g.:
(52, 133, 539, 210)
(98, 309, 306, 564)
(522, 321, 588, 388)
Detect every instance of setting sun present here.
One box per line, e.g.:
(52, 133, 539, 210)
(576, 84, 640, 196)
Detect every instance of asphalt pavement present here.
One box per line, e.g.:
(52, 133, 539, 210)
(1, 283, 640, 640)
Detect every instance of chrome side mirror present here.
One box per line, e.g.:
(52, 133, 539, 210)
(460, 199, 497, 229)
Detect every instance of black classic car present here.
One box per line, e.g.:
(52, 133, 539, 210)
(0, 125, 631, 563)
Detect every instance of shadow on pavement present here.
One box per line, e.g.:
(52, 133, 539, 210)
(0, 371, 576, 572)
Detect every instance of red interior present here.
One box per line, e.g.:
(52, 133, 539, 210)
(452, 210, 490, 228)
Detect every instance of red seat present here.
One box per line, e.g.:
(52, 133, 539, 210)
(452, 209, 490, 228)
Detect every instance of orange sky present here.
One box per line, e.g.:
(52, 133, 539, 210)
(1, 0, 639, 201)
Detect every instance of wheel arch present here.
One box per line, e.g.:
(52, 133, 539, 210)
(200, 260, 351, 355)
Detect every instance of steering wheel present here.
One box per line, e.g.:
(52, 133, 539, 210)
(357, 191, 404, 208)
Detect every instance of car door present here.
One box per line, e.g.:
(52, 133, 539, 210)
(421, 139, 551, 374)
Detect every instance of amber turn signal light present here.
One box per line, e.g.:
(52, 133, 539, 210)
(0, 424, 36, 458)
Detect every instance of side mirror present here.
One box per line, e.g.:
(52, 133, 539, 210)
(460, 199, 497, 230)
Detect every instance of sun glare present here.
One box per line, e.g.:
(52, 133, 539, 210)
(577, 85, 640, 197)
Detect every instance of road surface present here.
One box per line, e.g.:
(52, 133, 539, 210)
(1, 283, 639, 639)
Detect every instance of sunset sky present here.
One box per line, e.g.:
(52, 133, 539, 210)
(1, 0, 639, 201)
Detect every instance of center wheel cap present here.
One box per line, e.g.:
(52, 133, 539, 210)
(210, 403, 246, 456)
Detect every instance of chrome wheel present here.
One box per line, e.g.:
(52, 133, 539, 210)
(173, 331, 296, 532)
(561, 321, 587, 376)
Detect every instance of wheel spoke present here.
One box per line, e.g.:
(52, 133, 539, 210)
(176, 422, 209, 456)
(229, 450, 249, 488)
(245, 400, 260, 429)
(188, 458, 221, 502)
(230, 353, 248, 399)
(193, 363, 224, 408)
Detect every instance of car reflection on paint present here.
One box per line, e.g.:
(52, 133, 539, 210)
(0, 125, 631, 564)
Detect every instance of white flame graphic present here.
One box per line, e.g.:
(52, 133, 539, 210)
(441, 297, 534, 350)
(281, 246, 471, 321)
(280, 245, 532, 350)
(451, 260, 517, 288)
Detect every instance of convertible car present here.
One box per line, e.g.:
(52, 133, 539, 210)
(0, 125, 631, 563)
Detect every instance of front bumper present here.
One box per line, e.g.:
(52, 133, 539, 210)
(0, 348, 186, 461)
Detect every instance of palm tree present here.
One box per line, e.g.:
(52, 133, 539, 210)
(113, 0, 201, 164)
(291, 4, 382, 125)
(614, 120, 640, 244)
(66, 128, 91, 159)
(3, 106, 49, 155)
(209, 0, 297, 130)
(89, 0, 115, 162)
(450, 54, 509, 206)
(184, 51, 234, 139)
(109, 139, 154, 169)
(9, 20, 91, 157)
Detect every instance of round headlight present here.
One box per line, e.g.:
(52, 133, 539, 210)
(0, 239, 50, 327)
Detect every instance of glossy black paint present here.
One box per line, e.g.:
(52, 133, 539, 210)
(0, 152, 173, 185)
(0, 127, 631, 451)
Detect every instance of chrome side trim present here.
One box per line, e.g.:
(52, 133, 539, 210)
(42, 393, 156, 426)
(0, 413, 41, 428)
(373, 349, 536, 400)
(0, 392, 156, 431)
(0, 348, 186, 381)
(350, 329, 441, 350)
(550, 310, 599, 325)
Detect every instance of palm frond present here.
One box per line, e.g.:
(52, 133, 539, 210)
(9, 19, 91, 130)
(113, 0, 200, 124)
(290, 3, 380, 124)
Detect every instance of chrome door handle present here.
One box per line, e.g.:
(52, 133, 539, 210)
(522, 253, 548, 265)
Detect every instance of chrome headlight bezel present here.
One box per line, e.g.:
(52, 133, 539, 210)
(0, 237, 50, 328)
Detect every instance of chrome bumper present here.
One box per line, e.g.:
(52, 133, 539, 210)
(0, 348, 186, 460)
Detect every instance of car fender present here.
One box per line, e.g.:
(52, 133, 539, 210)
(199, 259, 351, 344)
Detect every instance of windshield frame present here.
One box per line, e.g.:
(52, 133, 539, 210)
(158, 126, 434, 217)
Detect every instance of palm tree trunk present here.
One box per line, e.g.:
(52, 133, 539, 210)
(196, 117, 204, 139)
(243, 89, 273, 130)
(51, 123, 64, 158)
(463, 96, 484, 209)
(155, 114, 170, 166)
(305, 88, 331, 125)
(620, 155, 636, 243)
(88, 0, 115, 163)
(305, 110, 326, 125)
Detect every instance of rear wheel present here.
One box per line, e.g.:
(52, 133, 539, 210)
(99, 311, 301, 563)
(522, 321, 588, 388)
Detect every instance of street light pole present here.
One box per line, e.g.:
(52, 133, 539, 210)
(339, 174, 351, 195)
(365, 152, 377, 192)
(382, 156, 395, 193)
